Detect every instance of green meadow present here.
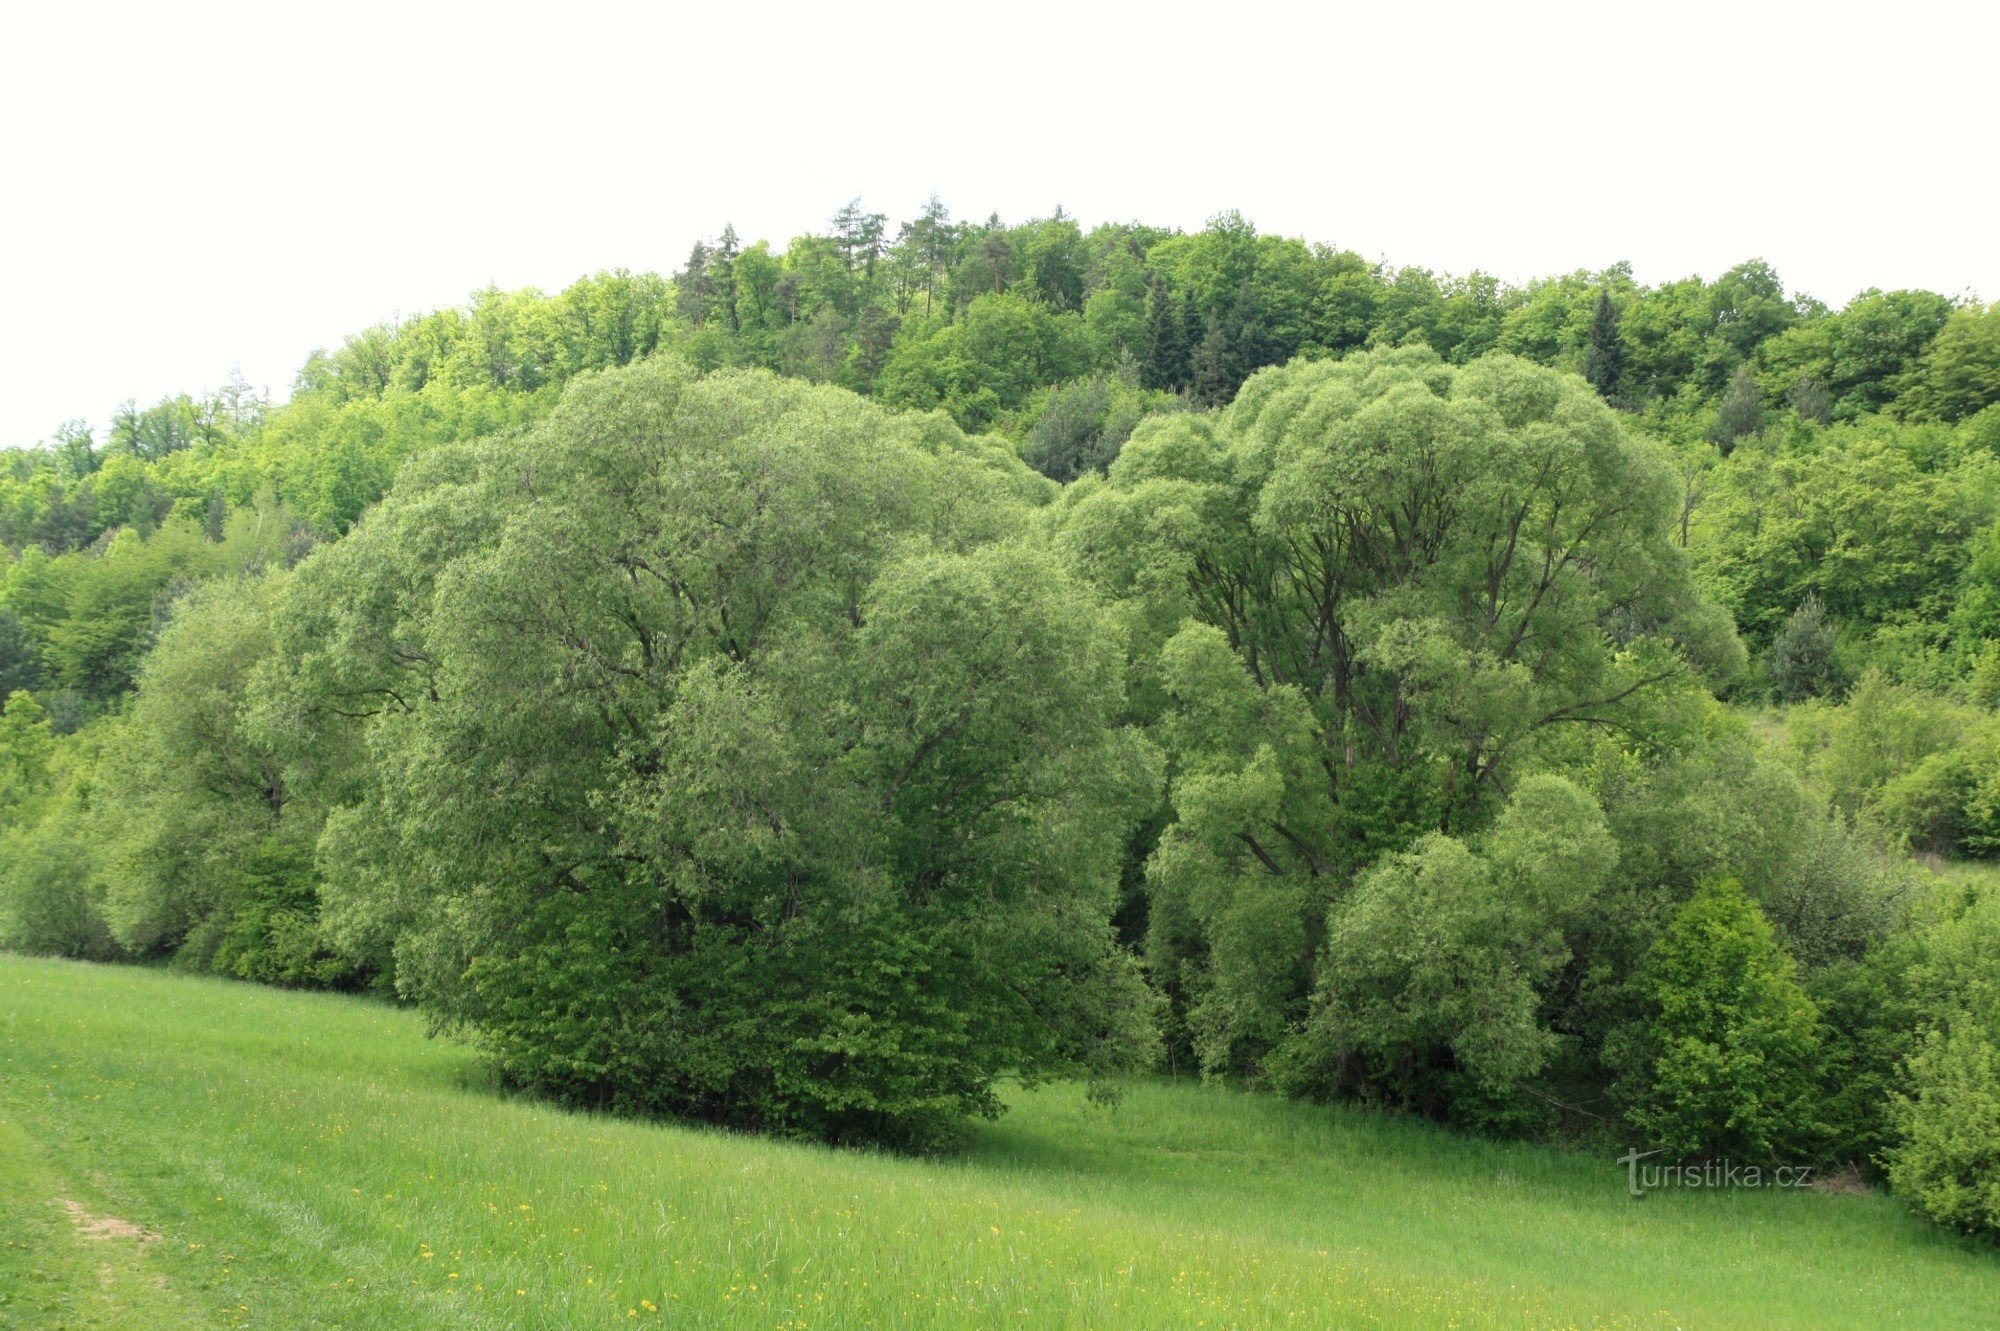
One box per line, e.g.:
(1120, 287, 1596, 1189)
(1, 955, 1991, 1330)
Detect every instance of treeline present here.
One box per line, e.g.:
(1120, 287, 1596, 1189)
(4, 203, 2000, 1239)
(7, 204, 1996, 732)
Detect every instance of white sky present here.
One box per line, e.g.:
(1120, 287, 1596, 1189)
(3, 0, 1995, 448)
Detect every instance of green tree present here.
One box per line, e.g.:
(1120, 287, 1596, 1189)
(1768, 594, 1846, 702)
(1140, 273, 1190, 391)
(1890, 1023, 2000, 1235)
(0, 688, 54, 811)
(1620, 877, 1822, 1160)
(1898, 304, 2000, 424)
(1707, 363, 1764, 453)
(1061, 347, 1741, 1086)
(1581, 288, 1625, 400)
(1290, 775, 1616, 1122)
(92, 576, 353, 985)
(1888, 887, 2000, 1236)
(0, 607, 41, 698)
(266, 360, 1157, 1147)
(876, 293, 1093, 432)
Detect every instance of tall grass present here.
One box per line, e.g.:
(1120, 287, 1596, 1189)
(0, 956, 1991, 1329)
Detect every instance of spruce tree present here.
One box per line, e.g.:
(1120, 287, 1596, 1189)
(676, 240, 712, 328)
(1582, 288, 1625, 401)
(1223, 281, 1268, 387)
(1768, 593, 1845, 702)
(1190, 314, 1235, 407)
(1180, 291, 1204, 389)
(1707, 363, 1764, 455)
(1141, 274, 1186, 391)
(714, 224, 741, 332)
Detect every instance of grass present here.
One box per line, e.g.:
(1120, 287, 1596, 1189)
(0, 956, 1992, 1329)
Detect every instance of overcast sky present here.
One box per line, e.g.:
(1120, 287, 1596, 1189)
(3, 0, 1995, 448)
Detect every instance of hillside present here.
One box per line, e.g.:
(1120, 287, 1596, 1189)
(2, 956, 1992, 1330)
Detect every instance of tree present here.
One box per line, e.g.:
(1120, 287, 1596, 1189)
(875, 292, 1092, 432)
(1887, 886, 2000, 1236)
(265, 359, 1158, 1147)
(90, 576, 356, 985)
(1898, 303, 2000, 424)
(1020, 375, 1156, 483)
(1890, 1023, 2000, 1236)
(891, 194, 955, 317)
(51, 420, 99, 479)
(1188, 312, 1235, 406)
(0, 689, 54, 812)
(1620, 877, 1822, 1161)
(0, 831, 117, 961)
(1139, 273, 1189, 391)
(1060, 347, 1742, 1087)
(1581, 288, 1625, 401)
(1762, 289, 1952, 420)
(1787, 374, 1833, 426)
(675, 240, 713, 327)
(1708, 363, 1763, 453)
(1291, 775, 1616, 1122)
(712, 224, 741, 332)
(0, 607, 41, 698)
(1768, 593, 1846, 702)
(830, 197, 888, 276)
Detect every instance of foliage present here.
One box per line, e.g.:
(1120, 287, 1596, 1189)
(1707, 363, 1765, 453)
(0, 828, 115, 959)
(1286, 775, 1616, 1124)
(1783, 672, 2000, 857)
(4, 198, 2000, 1226)
(1068, 347, 1739, 1088)
(1898, 303, 2000, 424)
(1889, 1021, 2000, 1236)
(1581, 288, 1626, 401)
(1617, 877, 1823, 1161)
(263, 359, 1156, 1146)
(1768, 593, 1847, 702)
(1883, 884, 2000, 1235)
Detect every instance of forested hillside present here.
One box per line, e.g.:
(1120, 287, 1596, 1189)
(5, 202, 2000, 1238)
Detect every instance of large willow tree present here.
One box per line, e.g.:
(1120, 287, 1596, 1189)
(1053, 346, 1744, 1087)
(262, 360, 1159, 1147)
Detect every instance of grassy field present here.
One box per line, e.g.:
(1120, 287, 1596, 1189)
(0, 956, 1991, 1330)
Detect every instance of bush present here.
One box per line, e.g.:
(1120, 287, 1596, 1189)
(1284, 775, 1615, 1127)
(0, 831, 117, 960)
(1888, 1021, 2000, 1235)
(1888, 885, 2000, 1235)
(1618, 877, 1823, 1161)
(202, 839, 361, 988)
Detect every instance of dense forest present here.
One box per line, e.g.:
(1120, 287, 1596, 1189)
(5, 201, 2000, 1238)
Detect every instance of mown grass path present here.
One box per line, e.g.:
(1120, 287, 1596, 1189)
(0, 956, 1991, 1329)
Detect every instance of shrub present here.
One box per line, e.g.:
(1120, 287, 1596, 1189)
(1284, 775, 1615, 1127)
(1888, 886, 2000, 1235)
(1618, 877, 1823, 1161)
(1888, 1021, 2000, 1235)
(0, 831, 117, 960)
(202, 839, 361, 988)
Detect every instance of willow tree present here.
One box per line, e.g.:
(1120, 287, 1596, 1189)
(1053, 345, 1743, 1080)
(262, 359, 1158, 1148)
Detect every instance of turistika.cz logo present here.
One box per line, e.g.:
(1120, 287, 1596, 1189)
(1618, 1148, 1816, 1198)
